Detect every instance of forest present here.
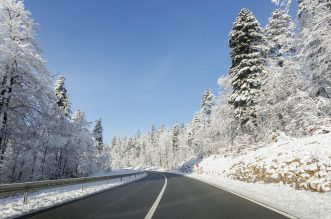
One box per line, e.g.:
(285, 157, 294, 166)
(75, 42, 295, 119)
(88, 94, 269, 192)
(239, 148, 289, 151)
(0, 0, 110, 183)
(110, 0, 331, 170)
(0, 0, 330, 183)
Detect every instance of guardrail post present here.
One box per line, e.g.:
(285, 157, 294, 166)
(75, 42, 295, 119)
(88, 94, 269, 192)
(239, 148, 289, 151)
(120, 177, 122, 181)
(23, 192, 28, 205)
(81, 184, 84, 191)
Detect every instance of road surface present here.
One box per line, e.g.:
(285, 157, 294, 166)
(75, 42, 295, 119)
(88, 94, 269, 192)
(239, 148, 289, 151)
(20, 172, 289, 219)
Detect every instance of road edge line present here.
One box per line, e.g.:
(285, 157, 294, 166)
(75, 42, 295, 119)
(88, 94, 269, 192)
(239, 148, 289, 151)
(144, 173, 167, 219)
(170, 172, 297, 219)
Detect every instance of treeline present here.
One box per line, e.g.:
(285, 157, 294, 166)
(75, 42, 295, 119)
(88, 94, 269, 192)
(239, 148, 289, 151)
(111, 0, 331, 169)
(0, 0, 110, 183)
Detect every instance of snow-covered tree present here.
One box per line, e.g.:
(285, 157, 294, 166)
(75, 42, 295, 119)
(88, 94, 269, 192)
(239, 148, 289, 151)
(148, 124, 157, 147)
(201, 89, 215, 120)
(228, 9, 265, 126)
(0, 0, 109, 183)
(297, 0, 331, 99)
(172, 122, 180, 153)
(0, 0, 51, 171)
(55, 76, 71, 118)
(253, 1, 329, 139)
(265, 9, 296, 67)
(271, 0, 292, 13)
(109, 2, 331, 173)
(93, 118, 103, 153)
(186, 112, 203, 156)
(71, 109, 96, 176)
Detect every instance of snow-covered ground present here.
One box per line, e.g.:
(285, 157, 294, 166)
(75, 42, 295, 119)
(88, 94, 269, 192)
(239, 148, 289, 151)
(0, 172, 147, 219)
(173, 132, 331, 219)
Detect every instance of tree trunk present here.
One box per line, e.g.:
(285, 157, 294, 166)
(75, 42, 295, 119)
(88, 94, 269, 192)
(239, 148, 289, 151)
(29, 150, 38, 181)
(0, 140, 7, 169)
(62, 151, 68, 177)
(56, 148, 63, 178)
(40, 145, 48, 179)
(10, 147, 21, 183)
(17, 159, 25, 182)
(0, 61, 17, 169)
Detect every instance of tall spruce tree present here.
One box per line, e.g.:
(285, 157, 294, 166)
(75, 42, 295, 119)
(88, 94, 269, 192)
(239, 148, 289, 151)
(54, 76, 71, 118)
(172, 122, 180, 152)
(228, 9, 264, 125)
(260, 8, 297, 107)
(265, 9, 296, 68)
(93, 118, 103, 153)
(201, 89, 215, 120)
(149, 124, 157, 147)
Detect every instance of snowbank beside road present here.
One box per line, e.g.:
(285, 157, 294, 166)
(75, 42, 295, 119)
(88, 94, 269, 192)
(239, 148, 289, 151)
(174, 132, 331, 219)
(0, 173, 147, 219)
(228, 132, 331, 193)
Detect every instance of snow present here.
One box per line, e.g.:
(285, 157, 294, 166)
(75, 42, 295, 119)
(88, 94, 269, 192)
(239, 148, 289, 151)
(227, 131, 331, 193)
(173, 132, 331, 219)
(0, 172, 147, 219)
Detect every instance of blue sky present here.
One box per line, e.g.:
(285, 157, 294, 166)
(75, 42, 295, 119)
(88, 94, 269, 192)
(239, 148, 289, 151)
(24, 0, 295, 143)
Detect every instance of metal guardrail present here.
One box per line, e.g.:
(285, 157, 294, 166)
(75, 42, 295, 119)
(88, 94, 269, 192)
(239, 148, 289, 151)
(0, 171, 145, 203)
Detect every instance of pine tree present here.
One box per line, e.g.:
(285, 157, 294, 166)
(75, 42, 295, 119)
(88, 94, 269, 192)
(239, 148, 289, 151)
(201, 89, 215, 119)
(298, 0, 331, 99)
(55, 76, 71, 118)
(172, 122, 180, 152)
(260, 8, 298, 109)
(149, 124, 157, 147)
(228, 9, 264, 125)
(265, 9, 296, 67)
(93, 118, 103, 153)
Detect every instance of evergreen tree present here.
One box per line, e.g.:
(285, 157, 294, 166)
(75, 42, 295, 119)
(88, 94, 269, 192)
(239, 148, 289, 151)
(265, 9, 296, 67)
(260, 8, 298, 116)
(201, 89, 215, 119)
(93, 118, 103, 153)
(186, 130, 194, 147)
(298, 0, 331, 99)
(149, 124, 157, 147)
(228, 9, 264, 125)
(172, 122, 180, 152)
(55, 76, 71, 118)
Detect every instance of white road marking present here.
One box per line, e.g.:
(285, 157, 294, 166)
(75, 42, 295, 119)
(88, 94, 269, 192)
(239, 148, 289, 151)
(144, 173, 167, 219)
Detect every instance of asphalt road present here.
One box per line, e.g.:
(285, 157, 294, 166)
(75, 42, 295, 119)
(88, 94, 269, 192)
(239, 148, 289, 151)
(20, 172, 290, 219)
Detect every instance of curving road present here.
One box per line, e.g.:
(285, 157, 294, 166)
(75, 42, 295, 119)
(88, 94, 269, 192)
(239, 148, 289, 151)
(20, 172, 290, 219)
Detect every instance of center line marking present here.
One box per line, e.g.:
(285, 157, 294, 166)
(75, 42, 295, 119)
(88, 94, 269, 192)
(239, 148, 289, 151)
(145, 173, 167, 219)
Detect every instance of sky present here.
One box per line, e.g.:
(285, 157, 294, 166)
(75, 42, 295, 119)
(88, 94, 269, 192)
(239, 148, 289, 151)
(24, 0, 296, 143)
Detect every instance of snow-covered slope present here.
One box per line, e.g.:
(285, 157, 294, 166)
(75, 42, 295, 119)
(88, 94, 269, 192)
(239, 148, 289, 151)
(178, 132, 331, 219)
(228, 132, 331, 193)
